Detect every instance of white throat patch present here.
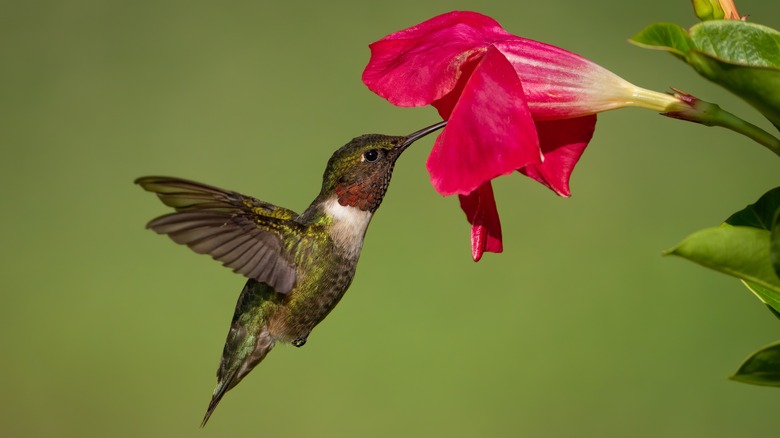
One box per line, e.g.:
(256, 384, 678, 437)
(322, 198, 373, 258)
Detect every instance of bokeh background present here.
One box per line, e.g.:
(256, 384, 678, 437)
(3, 0, 779, 436)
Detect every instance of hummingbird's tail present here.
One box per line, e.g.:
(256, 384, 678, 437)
(200, 369, 238, 428)
(200, 280, 278, 427)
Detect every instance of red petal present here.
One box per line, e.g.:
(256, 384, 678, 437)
(458, 182, 503, 262)
(426, 46, 541, 196)
(430, 56, 479, 120)
(520, 115, 597, 197)
(362, 11, 511, 107)
(495, 39, 637, 119)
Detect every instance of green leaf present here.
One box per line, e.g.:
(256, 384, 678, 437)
(731, 341, 780, 387)
(632, 20, 780, 130)
(688, 21, 780, 129)
(629, 22, 695, 58)
(774, 209, 780, 278)
(767, 304, 780, 320)
(725, 187, 780, 229)
(665, 226, 780, 294)
(686, 52, 780, 130)
(690, 21, 780, 68)
(725, 187, 780, 278)
(741, 281, 780, 320)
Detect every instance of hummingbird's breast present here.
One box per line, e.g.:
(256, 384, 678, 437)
(273, 198, 372, 342)
(277, 251, 359, 341)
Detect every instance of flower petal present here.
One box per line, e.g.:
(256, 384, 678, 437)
(458, 182, 503, 261)
(520, 115, 597, 197)
(429, 55, 478, 120)
(495, 40, 640, 120)
(362, 11, 510, 107)
(427, 46, 541, 196)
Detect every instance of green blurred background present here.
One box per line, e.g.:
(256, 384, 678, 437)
(3, 0, 779, 436)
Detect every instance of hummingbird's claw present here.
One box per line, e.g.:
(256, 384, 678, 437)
(292, 337, 308, 347)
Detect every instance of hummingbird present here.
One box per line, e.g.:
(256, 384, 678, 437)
(135, 121, 446, 426)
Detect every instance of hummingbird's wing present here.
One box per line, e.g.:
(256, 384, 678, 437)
(136, 176, 303, 294)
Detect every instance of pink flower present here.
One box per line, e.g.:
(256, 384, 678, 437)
(363, 11, 687, 260)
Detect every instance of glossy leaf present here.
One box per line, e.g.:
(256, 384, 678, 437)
(665, 226, 780, 294)
(742, 281, 780, 320)
(731, 341, 780, 387)
(725, 187, 780, 278)
(630, 22, 695, 58)
(773, 210, 780, 278)
(690, 21, 780, 68)
(631, 21, 780, 130)
(687, 51, 780, 130)
(725, 187, 780, 229)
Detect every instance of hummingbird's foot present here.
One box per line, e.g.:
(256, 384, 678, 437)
(291, 336, 307, 348)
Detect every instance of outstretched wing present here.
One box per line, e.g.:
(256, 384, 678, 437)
(136, 176, 302, 294)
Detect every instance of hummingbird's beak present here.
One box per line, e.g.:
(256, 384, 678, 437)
(399, 120, 448, 151)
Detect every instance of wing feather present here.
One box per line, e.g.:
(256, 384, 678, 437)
(210, 235, 255, 259)
(190, 230, 246, 254)
(136, 176, 303, 294)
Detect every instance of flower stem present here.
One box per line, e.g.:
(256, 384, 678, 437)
(664, 91, 780, 158)
(705, 106, 780, 157)
(628, 86, 689, 112)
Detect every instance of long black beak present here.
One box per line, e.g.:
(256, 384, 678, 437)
(399, 120, 447, 151)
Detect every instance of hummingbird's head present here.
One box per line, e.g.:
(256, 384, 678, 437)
(321, 121, 446, 213)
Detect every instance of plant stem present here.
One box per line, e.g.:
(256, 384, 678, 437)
(708, 105, 780, 157)
(664, 92, 780, 158)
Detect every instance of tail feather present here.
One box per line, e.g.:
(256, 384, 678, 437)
(200, 280, 279, 427)
(201, 370, 239, 427)
(199, 330, 275, 426)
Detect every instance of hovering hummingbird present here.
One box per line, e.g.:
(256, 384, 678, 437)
(135, 121, 446, 426)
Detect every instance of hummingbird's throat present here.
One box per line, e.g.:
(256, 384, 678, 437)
(335, 182, 382, 212)
(321, 197, 372, 259)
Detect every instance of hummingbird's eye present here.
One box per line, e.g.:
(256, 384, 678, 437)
(363, 149, 379, 162)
